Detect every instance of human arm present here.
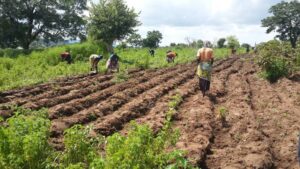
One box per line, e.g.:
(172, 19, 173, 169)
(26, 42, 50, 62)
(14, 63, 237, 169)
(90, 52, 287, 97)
(211, 51, 214, 65)
(196, 49, 201, 63)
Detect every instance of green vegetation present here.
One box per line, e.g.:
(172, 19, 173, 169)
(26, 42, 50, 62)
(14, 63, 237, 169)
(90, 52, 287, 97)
(0, 108, 52, 169)
(261, 0, 300, 48)
(226, 35, 240, 49)
(0, 0, 87, 49)
(0, 94, 196, 169)
(112, 70, 130, 83)
(0, 42, 238, 91)
(0, 42, 104, 91)
(256, 40, 300, 82)
(88, 0, 140, 52)
(142, 30, 163, 48)
(217, 106, 228, 126)
(127, 33, 143, 48)
(217, 38, 226, 48)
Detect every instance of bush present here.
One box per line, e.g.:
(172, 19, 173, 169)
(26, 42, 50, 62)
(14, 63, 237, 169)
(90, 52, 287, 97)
(134, 54, 150, 69)
(257, 40, 298, 82)
(0, 108, 53, 169)
(59, 125, 103, 169)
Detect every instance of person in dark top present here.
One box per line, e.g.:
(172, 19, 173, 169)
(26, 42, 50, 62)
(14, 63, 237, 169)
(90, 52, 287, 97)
(106, 53, 120, 73)
(149, 49, 155, 56)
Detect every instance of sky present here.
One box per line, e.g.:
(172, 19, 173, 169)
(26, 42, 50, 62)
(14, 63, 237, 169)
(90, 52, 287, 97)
(91, 0, 290, 46)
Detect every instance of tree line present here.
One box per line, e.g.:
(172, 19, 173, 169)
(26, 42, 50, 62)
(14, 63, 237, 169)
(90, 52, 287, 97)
(0, 0, 299, 51)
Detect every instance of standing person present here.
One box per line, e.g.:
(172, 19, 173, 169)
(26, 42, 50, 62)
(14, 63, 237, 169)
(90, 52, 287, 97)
(60, 50, 72, 64)
(196, 41, 214, 97)
(149, 49, 155, 56)
(89, 54, 103, 74)
(106, 52, 120, 73)
(166, 50, 177, 63)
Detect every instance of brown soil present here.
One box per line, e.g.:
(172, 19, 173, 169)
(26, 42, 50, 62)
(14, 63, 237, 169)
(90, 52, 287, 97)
(1, 56, 299, 168)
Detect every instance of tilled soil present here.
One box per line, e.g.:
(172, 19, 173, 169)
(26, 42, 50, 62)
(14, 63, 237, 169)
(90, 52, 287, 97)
(1, 56, 299, 168)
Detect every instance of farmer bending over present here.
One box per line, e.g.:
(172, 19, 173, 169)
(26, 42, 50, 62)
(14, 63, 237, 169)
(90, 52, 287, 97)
(196, 41, 214, 97)
(106, 52, 120, 73)
(166, 50, 177, 63)
(89, 54, 103, 74)
(60, 50, 72, 64)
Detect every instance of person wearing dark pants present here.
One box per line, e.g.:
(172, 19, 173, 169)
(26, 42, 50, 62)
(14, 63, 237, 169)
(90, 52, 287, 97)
(196, 41, 214, 97)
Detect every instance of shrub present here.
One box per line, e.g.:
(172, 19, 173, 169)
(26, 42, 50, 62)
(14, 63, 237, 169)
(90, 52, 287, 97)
(60, 125, 104, 169)
(256, 40, 298, 82)
(104, 122, 185, 169)
(217, 106, 228, 126)
(0, 108, 53, 169)
(134, 54, 150, 69)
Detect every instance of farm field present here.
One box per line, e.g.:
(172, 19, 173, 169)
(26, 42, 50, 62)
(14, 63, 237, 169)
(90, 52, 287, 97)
(0, 55, 299, 168)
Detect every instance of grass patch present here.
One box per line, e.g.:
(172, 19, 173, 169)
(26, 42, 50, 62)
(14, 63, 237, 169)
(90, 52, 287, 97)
(112, 70, 130, 83)
(0, 44, 241, 91)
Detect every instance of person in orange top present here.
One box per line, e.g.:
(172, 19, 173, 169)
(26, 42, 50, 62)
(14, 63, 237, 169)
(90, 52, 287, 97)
(166, 50, 177, 63)
(196, 41, 214, 97)
(60, 50, 72, 64)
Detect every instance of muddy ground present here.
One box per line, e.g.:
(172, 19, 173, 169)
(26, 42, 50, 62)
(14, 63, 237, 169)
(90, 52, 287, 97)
(1, 55, 299, 168)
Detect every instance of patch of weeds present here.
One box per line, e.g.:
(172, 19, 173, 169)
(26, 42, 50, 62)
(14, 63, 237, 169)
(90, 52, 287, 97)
(233, 133, 242, 142)
(112, 70, 130, 83)
(168, 93, 183, 110)
(217, 106, 228, 126)
(51, 83, 60, 91)
(282, 111, 289, 118)
(135, 54, 150, 69)
(87, 113, 97, 121)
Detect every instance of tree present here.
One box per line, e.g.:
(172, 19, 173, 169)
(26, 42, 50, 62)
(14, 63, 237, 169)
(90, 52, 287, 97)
(217, 38, 226, 48)
(127, 33, 142, 47)
(241, 43, 251, 49)
(262, 0, 300, 48)
(88, 0, 140, 53)
(226, 36, 240, 49)
(0, 0, 87, 49)
(196, 39, 204, 48)
(116, 41, 128, 49)
(190, 40, 197, 48)
(142, 30, 163, 48)
(170, 43, 176, 47)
